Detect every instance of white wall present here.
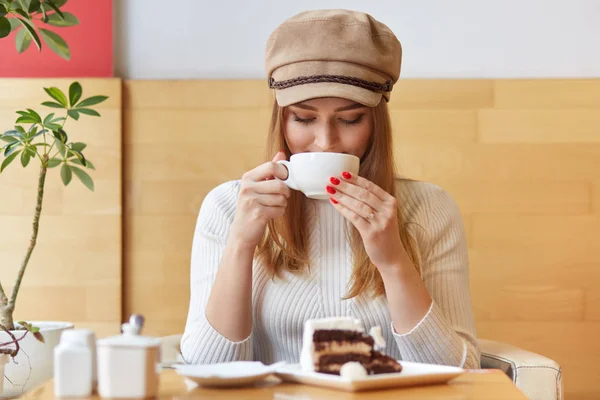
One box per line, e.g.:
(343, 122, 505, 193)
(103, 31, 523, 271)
(113, 0, 600, 79)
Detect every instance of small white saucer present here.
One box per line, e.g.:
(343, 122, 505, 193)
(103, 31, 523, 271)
(175, 361, 285, 388)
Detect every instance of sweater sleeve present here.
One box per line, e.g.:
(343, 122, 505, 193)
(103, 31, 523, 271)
(392, 183, 481, 369)
(180, 180, 253, 364)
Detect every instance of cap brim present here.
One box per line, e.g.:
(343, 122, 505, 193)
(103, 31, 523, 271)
(275, 82, 383, 107)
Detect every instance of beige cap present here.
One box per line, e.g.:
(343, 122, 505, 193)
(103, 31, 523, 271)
(265, 9, 402, 107)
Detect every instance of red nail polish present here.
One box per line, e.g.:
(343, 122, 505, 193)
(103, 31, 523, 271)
(330, 177, 340, 185)
(342, 172, 352, 179)
(330, 198, 338, 204)
(326, 186, 336, 195)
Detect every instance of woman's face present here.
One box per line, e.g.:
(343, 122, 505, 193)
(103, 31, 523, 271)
(283, 97, 374, 158)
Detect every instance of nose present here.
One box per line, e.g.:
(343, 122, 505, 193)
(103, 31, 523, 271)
(313, 121, 339, 152)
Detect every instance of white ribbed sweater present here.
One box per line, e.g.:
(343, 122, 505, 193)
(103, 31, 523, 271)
(181, 179, 481, 369)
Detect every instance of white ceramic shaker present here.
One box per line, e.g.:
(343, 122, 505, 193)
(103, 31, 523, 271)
(54, 329, 93, 397)
(96, 314, 161, 399)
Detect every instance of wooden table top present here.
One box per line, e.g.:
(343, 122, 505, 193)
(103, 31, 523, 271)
(20, 369, 526, 399)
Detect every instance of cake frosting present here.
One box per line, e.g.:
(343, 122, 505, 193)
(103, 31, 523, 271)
(340, 362, 368, 379)
(368, 326, 386, 350)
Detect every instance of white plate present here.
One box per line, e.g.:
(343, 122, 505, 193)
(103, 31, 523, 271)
(174, 361, 285, 388)
(275, 361, 464, 392)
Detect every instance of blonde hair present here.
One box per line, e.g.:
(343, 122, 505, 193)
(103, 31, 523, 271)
(256, 100, 419, 299)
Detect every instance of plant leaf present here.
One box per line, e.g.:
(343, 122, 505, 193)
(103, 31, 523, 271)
(71, 158, 94, 170)
(16, 17, 41, 50)
(27, 0, 39, 13)
(4, 141, 20, 156)
(74, 108, 100, 117)
(1, 150, 21, 172)
(27, 124, 37, 137)
(54, 137, 66, 157)
(71, 166, 94, 191)
(26, 108, 42, 123)
(41, 101, 64, 108)
(33, 331, 45, 343)
(8, 17, 20, 33)
(16, 115, 37, 124)
(3, 129, 22, 137)
(68, 148, 85, 166)
(49, 0, 68, 7)
(0, 4, 7, 17)
(70, 142, 86, 152)
(45, 122, 61, 130)
(68, 81, 82, 107)
(0, 16, 10, 38)
(13, 7, 28, 19)
(43, 113, 55, 125)
(40, 2, 47, 22)
(30, 128, 46, 139)
(20, 147, 31, 167)
(52, 128, 67, 144)
(19, 0, 31, 10)
(46, 11, 77, 27)
(39, 28, 69, 60)
(60, 163, 71, 185)
(43, 87, 68, 107)
(67, 109, 79, 120)
(0, 136, 19, 143)
(47, 158, 61, 168)
(76, 96, 108, 108)
(15, 24, 31, 52)
(44, 0, 63, 18)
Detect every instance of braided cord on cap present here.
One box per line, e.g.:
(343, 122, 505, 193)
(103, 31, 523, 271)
(269, 75, 393, 93)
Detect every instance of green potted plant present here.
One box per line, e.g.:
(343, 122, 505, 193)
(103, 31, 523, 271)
(0, 0, 109, 395)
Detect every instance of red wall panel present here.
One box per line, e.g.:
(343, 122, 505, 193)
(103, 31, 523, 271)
(0, 0, 112, 77)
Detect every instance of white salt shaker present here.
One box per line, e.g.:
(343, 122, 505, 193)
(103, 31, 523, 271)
(97, 314, 161, 399)
(54, 329, 93, 397)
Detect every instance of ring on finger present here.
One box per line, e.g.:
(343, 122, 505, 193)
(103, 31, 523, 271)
(367, 212, 375, 221)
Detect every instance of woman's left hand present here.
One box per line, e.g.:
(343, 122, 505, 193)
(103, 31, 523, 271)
(327, 172, 409, 271)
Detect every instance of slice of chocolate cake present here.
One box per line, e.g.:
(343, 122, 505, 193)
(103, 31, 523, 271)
(312, 329, 375, 374)
(299, 317, 402, 376)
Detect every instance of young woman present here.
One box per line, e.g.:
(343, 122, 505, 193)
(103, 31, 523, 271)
(181, 9, 480, 369)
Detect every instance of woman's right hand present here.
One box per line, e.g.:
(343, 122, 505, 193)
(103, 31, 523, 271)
(229, 151, 291, 249)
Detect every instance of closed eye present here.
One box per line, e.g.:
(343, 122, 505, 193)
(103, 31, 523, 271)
(340, 114, 364, 125)
(293, 114, 315, 125)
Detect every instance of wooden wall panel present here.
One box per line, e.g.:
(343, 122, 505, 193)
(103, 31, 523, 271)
(438, 180, 590, 214)
(493, 79, 600, 108)
(0, 78, 122, 338)
(124, 79, 600, 399)
(479, 109, 600, 143)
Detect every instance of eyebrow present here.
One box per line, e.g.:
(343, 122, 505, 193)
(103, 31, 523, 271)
(290, 102, 366, 112)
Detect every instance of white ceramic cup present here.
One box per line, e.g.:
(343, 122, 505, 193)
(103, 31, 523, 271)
(277, 152, 360, 200)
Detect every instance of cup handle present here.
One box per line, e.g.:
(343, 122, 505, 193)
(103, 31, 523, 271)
(276, 160, 300, 191)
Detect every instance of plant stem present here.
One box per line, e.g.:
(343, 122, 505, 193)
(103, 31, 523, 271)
(6, 154, 49, 323)
(0, 305, 14, 335)
(0, 282, 7, 305)
(0, 282, 10, 330)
